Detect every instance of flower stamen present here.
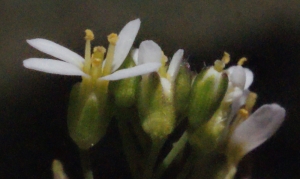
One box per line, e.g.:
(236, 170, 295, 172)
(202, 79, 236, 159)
(102, 33, 118, 77)
(83, 29, 95, 73)
(237, 57, 247, 66)
(214, 60, 225, 72)
(244, 92, 257, 112)
(214, 52, 230, 72)
(91, 46, 106, 79)
(221, 52, 230, 64)
(238, 108, 249, 119)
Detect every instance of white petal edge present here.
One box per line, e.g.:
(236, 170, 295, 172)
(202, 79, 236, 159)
(131, 49, 139, 65)
(230, 103, 285, 156)
(27, 38, 84, 68)
(100, 62, 161, 81)
(23, 58, 88, 77)
(167, 49, 184, 82)
(112, 19, 141, 72)
(160, 77, 172, 95)
(244, 68, 254, 89)
(138, 40, 162, 65)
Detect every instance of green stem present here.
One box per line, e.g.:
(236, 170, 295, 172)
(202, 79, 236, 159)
(79, 149, 93, 179)
(142, 140, 165, 179)
(118, 119, 142, 179)
(154, 131, 188, 178)
(130, 113, 151, 154)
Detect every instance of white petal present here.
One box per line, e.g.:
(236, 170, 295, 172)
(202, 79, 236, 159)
(160, 77, 172, 95)
(167, 49, 184, 82)
(131, 49, 139, 65)
(228, 66, 246, 89)
(27, 38, 84, 68)
(244, 68, 254, 89)
(100, 62, 161, 81)
(112, 19, 141, 72)
(138, 40, 162, 65)
(230, 104, 285, 155)
(23, 58, 88, 76)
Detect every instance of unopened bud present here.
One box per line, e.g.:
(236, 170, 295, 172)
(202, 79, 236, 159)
(188, 67, 228, 131)
(138, 72, 175, 139)
(109, 56, 140, 107)
(174, 64, 192, 117)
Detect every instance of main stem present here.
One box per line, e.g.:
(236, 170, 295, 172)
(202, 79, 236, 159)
(79, 149, 93, 179)
(118, 119, 142, 179)
(142, 139, 164, 179)
(155, 131, 188, 178)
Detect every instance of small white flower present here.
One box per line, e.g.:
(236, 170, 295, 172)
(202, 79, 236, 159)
(137, 41, 184, 94)
(227, 66, 253, 90)
(224, 65, 254, 102)
(23, 19, 158, 81)
(229, 103, 285, 156)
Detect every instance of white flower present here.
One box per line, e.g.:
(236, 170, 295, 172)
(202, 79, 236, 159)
(224, 65, 254, 102)
(23, 19, 158, 81)
(229, 103, 285, 157)
(118, 40, 183, 95)
(227, 66, 253, 90)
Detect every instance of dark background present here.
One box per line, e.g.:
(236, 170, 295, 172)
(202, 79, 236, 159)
(1, 0, 299, 178)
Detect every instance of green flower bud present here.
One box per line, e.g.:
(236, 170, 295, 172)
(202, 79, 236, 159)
(67, 83, 110, 150)
(174, 64, 192, 118)
(109, 55, 140, 107)
(138, 73, 175, 140)
(188, 67, 228, 131)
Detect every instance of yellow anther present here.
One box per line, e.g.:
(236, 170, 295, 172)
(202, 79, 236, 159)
(221, 52, 230, 64)
(213, 59, 225, 72)
(237, 57, 247, 66)
(245, 92, 257, 112)
(93, 46, 106, 54)
(107, 33, 118, 45)
(85, 29, 94, 40)
(238, 108, 249, 119)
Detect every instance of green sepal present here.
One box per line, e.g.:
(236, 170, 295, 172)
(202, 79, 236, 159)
(67, 83, 109, 150)
(188, 67, 228, 131)
(138, 72, 161, 114)
(109, 55, 140, 107)
(138, 73, 175, 140)
(174, 64, 192, 118)
(188, 122, 221, 154)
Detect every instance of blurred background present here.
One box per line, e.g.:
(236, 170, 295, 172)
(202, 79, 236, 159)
(0, 0, 299, 178)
